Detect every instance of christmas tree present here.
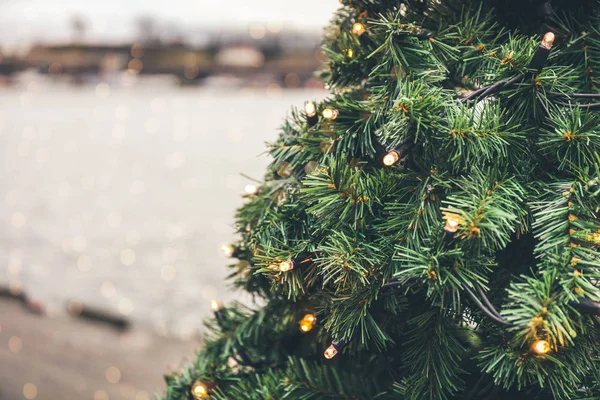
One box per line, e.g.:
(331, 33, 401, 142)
(164, 1, 600, 399)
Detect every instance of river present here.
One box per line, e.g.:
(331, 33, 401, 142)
(0, 76, 327, 337)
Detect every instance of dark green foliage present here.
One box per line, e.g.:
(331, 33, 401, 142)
(401, 310, 466, 399)
(164, 1, 600, 399)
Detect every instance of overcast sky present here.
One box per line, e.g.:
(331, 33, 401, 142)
(0, 0, 340, 47)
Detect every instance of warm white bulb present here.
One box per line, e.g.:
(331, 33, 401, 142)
(382, 151, 399, 166)
(299, 320, 313, 332)
(352, 22, 366, 36)
(305, 102, 317, 117)
(210, 300, 222, 312)
(541, 32, 555, 49)
(443, 213, 462, 233)
(533, 340, 551, 355)
(221, 244, 235, 257)
(322, 108, 339, 120)
(279, 260, 294, 272)
(303, 313, 317, 323)
(347, 48, 354, 58)
(324, 344, 338, 359)
(245, 184, 259, 195)
(191, 382, 208, 399)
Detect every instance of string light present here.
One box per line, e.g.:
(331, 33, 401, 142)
(278, 259, 295, 272)
(304, 102, 317, 118)
(245, 184, 259, 195)
(347, 48, 354, 58)
(529, 32, 555, 71)
(443, 213, 462, 233)
(324, 344, 339, 359)
(382, 151, 400, 166)
(300, 320, 313, 332)
(191, 381, 209, 399)
(541, 32, 555, 50)
(303, 313, 316, 324)
(305, 102, 318, 127)
(210, 300, 222, 312)
(299, 313, 317, 333)
(532, 339, 551, 355)
(465, 31, 557, 104)
(322, 108, 339, 120)
(221, 244, 235, 258)
(352, 22, 366, 36)
(273, 254, 312, 273)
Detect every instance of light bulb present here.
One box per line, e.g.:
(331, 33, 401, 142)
(541, 32, 555, 50)
(210, 300, 222, 312)
(221, 244, 235, 257)
(303, 313, 317, 324)
(299, 320, 313, 332)
(347, 48, 354, 58)
(324, 344, 339, 359)
(533, 339, 551, 355)
(443, 213, 462, 233)
(352, 22, 366, 36)
(279, 259, 294, 272)
(245, 184, 259, 195)
(305, 102, 317, 117)
(382, 151, 399, 166)
(322, 108, 339, 120)
(191, 382, 208, 399)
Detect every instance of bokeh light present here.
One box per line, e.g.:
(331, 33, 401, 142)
(23, 383, 38, 399)
(8, 336, 23, 353)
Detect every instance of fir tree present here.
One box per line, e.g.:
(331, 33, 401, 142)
(164, 1, 600, 399)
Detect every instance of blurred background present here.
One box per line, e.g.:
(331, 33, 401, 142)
(0, 1, 338, 398)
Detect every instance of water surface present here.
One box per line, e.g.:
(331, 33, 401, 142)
(0, 79, 326, 336)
